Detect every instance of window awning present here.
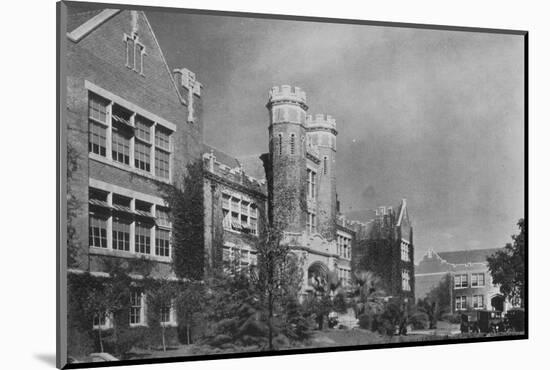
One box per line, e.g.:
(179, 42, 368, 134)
(134, 210, 154, 218)
(89, 199, 111, 208)
(111, 204, 134, 214)
(112, 114, 133, 128)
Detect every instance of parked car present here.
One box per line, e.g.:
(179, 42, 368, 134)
(460, 310, 504, 334)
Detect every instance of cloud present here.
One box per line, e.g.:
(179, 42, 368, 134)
(467, 240, 482, 248)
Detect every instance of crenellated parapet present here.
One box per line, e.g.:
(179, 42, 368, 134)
(306, 113, 337, 134)
(267, 85, 307, 108)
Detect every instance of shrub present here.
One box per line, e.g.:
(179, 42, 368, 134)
(409, 312, 429, 330)
(441, 312, 462, 324)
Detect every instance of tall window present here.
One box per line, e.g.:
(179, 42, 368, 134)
(278, 134, 283, 156)
(135, 222, 151, 254)
(112, 126, 131, 164)
(159, 300, 174, 325)
(134, 115, 152, 171)
(472, 295, 484, 309)
(126, 35, 135, 69)
(454, 274, 468, 288)
(129, 289, 144, 325)
(290, 134, 296, 154)
(471, 273, 485, 287)
(323, 156, 328, 175)
(155, 229, 170, 257)
(307, 169, 316, 199)
(401, 241, 410, 261)
(112, 217, 131, 251)
(155, 126, 170, 179)
(402, 269, 411, 291)
(135, 43, 145, 75)
(88, 94, 108, 156)
(307, 212, 316, 234)
(89, 214, 108, 248)
(455, 296, 467, 311)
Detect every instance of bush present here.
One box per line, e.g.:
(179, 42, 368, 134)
(441, 312, 462, 324)
(409, 312, 429, 330)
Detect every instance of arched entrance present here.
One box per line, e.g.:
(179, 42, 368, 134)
(490, 294, 505, 312)
(308, 261, 329, 293)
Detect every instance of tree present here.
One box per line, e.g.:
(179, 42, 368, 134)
(417, 273, 452, 328)
(254, 227, 293, 350)
(487, 219, 525, 307)
(202, 270, 266, 350)
(176, 281, 206, 345)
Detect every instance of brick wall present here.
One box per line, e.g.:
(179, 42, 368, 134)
(66, 10, 203, 276)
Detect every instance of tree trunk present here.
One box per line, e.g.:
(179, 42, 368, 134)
(186, 323, 190, 345)
(268, 292, 273, 351)
(162, 325, 166, 352)
(98, 326, 104, 353)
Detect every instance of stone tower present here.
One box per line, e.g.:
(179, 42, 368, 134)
(306, 114, 338, 239)
(266, 85, 308, 233)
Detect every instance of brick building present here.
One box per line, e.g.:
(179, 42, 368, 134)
(202, 145, 268, 273)
(339, 201, 415, 301)
(415, 248, 509, 313)
(201, 85, 412, 299)
(66, 7, 202, 333)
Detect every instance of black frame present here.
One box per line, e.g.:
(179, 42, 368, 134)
(57, 1, 528, 368)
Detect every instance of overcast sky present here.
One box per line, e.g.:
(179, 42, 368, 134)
(147, 11, 525, 261)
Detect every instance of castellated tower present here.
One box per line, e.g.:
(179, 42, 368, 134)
(306, 114, 338, 240)
(265, 85, 308, 233)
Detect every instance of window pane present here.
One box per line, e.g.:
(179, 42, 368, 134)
(135, 222, 151, 254)
(155, 127, 170, 150)
(112, 127, 131, 165)
(89, 214, 108, 248)
(112, 217, 130, 251)
(89, 94, 108, 123)
(88, 121, 107, 156)
(155, 149, 170, 179)
(155, 227, 170, 257)
(135, 116, 151, 142)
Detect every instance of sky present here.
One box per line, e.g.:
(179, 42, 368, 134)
(146, 11, 525, 261)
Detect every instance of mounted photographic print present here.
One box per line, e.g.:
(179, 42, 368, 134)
(57, 1, 527, 368)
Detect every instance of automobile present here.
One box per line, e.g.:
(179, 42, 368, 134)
(460, 310, 504, 334)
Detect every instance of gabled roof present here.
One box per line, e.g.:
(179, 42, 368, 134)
(66, 8, 120, 42)
(204, 144, 240, 169)
(66, 8, 187, 106)
(436, 248, 502, 265)
(67, 7, 104, 33)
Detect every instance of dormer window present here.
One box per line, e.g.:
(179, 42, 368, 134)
(124, 32, 146, 75)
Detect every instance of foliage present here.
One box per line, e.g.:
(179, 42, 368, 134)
(409, 311, 430, 330)
(332, 291, 348, 314)
(303, 293, 334, 331)
(201, 271, 267, 349)
(176, 281, 206, 345)
(487, 219, 525, 307)
(441, 312, 462, 324)
(417, 273, 452, 328)
(158, 160, 205, 280)
(352, 270, 387, 318)
(66, 142, 81, 268)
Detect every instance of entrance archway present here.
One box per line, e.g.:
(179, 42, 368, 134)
(308, 262, 329, 293)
